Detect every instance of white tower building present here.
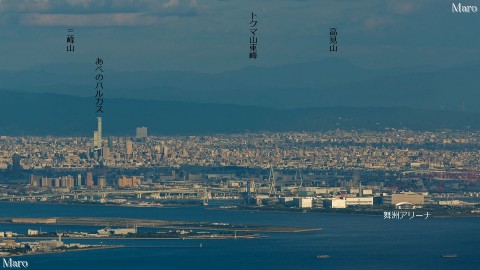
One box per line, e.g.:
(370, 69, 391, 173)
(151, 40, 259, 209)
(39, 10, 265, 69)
(94, 117, 102, 148)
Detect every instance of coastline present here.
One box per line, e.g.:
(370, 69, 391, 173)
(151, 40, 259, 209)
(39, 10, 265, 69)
(2, 200, 479, 218)
(211, 206, 480, 218)
(0, 216, 317, 233)
(12, 234, 266, 240)
(6, 245, 123, 258)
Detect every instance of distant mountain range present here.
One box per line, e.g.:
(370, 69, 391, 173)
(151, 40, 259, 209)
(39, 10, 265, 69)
(0, 90, 478, 136)
(1, 57, 478, 111)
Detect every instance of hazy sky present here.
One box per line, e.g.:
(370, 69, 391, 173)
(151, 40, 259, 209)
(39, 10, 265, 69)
(0, 0, 479, 72)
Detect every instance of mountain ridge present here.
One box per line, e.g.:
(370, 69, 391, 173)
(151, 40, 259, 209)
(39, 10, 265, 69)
(0, 90, 478, 136)
(2, 57, 475, 111)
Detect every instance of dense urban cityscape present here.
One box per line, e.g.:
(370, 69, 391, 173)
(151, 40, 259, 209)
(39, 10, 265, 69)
(2, 0, 480, 268)
(1, 123, 479, 262)
(2, 125, 480, 171)
(0, 120, 478, 217)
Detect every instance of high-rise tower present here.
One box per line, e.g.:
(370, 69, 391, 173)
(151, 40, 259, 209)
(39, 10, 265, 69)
(93, 117, 102, 148)
(136, 127, 148, 140)
(86, 171, 94, 187)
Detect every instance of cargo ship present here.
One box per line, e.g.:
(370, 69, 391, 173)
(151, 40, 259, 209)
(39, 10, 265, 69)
(441, 254, 458, 258)
(316, 255, 330, 259)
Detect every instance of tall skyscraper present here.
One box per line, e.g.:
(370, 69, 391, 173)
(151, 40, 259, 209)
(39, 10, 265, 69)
(76, 174, 82, 186)
(126, 140, 133, 158)
(136, 127, 148, 139)
(103, 147, 110, 159)
(93, 117, 102, 148)
(86, 172, 94, 187)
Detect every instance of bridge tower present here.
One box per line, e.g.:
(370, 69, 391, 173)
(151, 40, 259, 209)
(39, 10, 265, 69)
(268, 165, 276, 196)
(294, 168, 303, 187)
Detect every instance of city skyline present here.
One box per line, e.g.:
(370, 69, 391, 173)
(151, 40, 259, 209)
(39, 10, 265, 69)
(0, 1, 479, 269)
(2, 129, 480, 171)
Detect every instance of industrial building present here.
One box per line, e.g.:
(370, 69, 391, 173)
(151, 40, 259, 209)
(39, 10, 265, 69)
(97, 227, 137, 235)
(27, 229, 39, 236)
(117, 176, 142, 187)
(324, 198, 347, 208)
(345, 197, 374, 206)
(383, 192, 427, 205)
(293, 197, 313, 208)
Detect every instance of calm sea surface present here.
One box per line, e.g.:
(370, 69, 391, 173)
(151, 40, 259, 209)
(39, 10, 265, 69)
(1, 202, 479, 270)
